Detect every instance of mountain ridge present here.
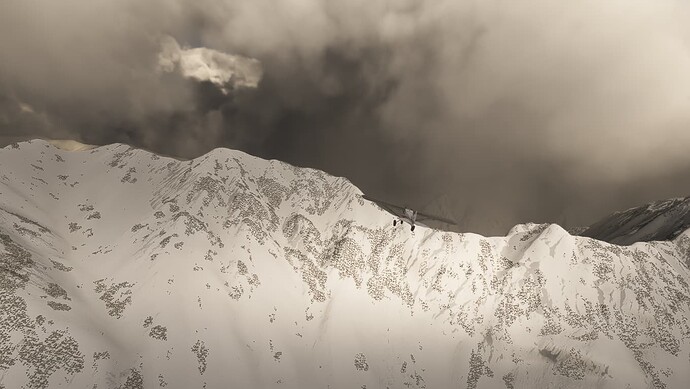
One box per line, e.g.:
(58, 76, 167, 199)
(0, 139, 689, 388)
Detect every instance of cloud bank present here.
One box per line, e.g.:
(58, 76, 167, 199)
(2, 0, 690, 234)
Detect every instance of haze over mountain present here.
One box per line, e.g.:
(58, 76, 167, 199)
(0, 140, 689, 388)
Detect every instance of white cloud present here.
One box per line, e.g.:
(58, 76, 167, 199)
(18, 102, 34, 114)
(157, 36, 263, 93)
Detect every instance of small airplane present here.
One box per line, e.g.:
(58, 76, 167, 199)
(361, 194, 457, 231)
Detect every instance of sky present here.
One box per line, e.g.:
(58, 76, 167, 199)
(2, 0, 690, 235)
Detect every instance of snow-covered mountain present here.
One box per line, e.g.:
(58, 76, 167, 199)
(581, 197, 690, 245)
(1, 139, 689, 389)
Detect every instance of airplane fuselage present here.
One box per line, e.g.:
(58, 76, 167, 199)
(393, 208, 418, 231)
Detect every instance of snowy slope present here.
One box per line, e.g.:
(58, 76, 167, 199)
(0, 139, 689, 389)
(581, 197, 690, 245)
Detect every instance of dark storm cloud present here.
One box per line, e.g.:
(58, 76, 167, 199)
(2, 0, 690, 234)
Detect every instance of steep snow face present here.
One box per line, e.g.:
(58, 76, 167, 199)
(0, 140, 689, 389)
(581, 197, 690, 245)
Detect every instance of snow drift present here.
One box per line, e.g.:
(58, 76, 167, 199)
(0, 140, 688, 389)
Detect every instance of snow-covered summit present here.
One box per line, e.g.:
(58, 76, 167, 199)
(1, 140, 689, 389)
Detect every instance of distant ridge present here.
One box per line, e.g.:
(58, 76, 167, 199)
(2, 136, 96, 151)
(45, 139, 97, 151)
(581, 196, 690, 245)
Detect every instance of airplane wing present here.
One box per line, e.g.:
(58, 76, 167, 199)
(360, 194, 408, 218)
(360, 194, 457, 225)
(414, 211, 457, 225)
